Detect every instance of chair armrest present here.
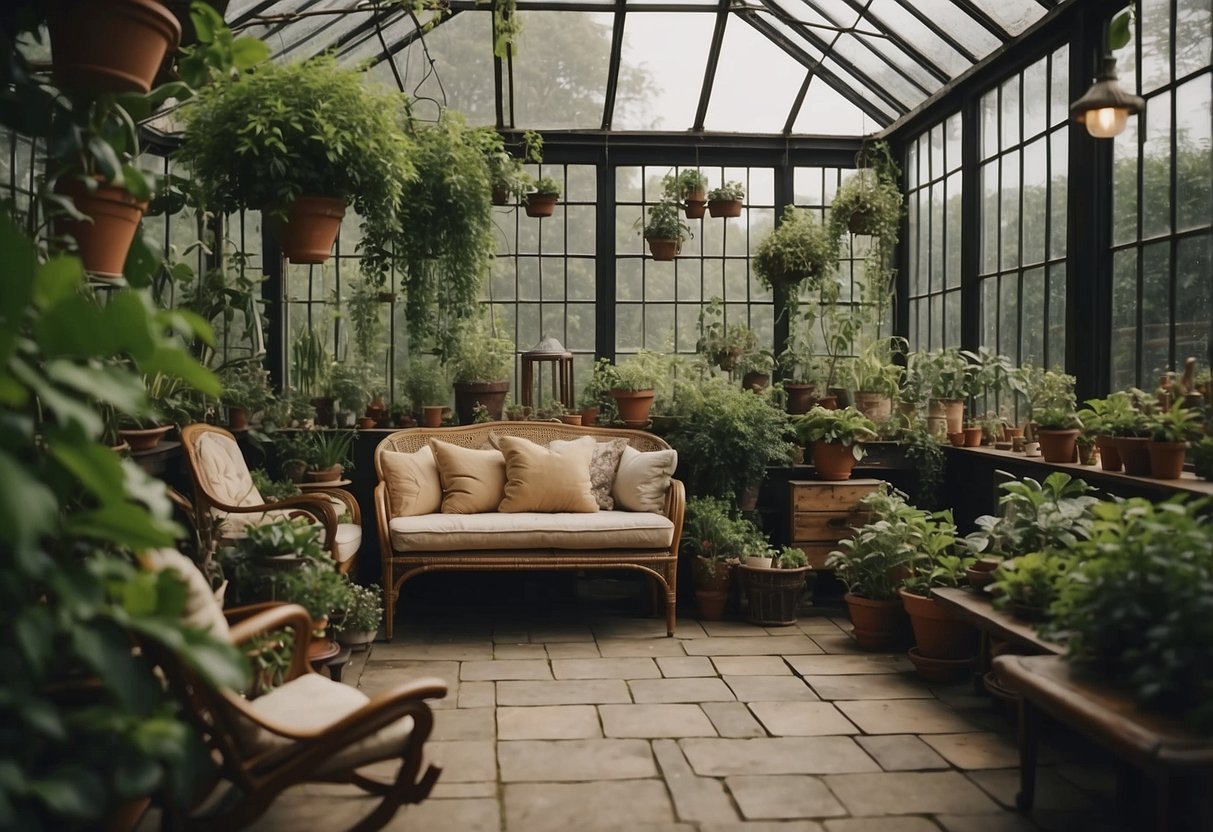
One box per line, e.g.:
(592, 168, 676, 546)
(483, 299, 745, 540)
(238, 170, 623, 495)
(227, 602, 315, 683)
(246, 677, 449, 743)
(221, 495, 339, 562)
(311, 488, 360, 525)
(665, 477, 686, 540)
(224, 602, 287, 624)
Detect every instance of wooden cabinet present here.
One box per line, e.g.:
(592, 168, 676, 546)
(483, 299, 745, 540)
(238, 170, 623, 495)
(789, 479, 882, 569)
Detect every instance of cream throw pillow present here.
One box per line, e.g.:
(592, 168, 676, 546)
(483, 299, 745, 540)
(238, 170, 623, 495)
(431, 438, 506, 514)
(612, 445, 677, 513)
(381, 446, 443, 517)
(140, 549, 230, 639)
(498, 435, 598, 513)
(550, 437, 628, 510)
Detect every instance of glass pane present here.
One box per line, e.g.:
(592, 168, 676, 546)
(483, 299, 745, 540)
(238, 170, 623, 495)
(945, 112, 963, 173)
(1048, 44, 1070, 127)
(864, 0, 973, 77)
(999, 272, 1020, 361)
(830, 34, 925, 108)
(1141, 242, 1171, 378)
(999, 150, 1020, 271)
(795, 167, 825, 205)
(1112, 114, 1140, 245)
(613, 12, 717, 130)
(1176, 76, 1212, 233)
(1047, 263, 1066, 368)
(980, 89, 999, 160)
(930, 124, 944, 181)
(945, 171, 963, 289)
(908, 191, 922, 296)
(1141, 90, 1172, 240)
(1021, 137, 1047, 266)
(1021, 266, 1045, 365)
(969, 0, 1046, 36)
(1175, 0, 1212, 80)
(930, 293, 943, 350)
(944, 290, 961, 349)
(981, 277, 998, 352)
(1022, 56, 1048, 139)
(1049, 130, 1068, 261)
(644, 304, 676, 351)
(1001, 75, 1020, 149)
(1111, 249, 1139, 389)
(513, 11, 614, 129)
(792, 78, 879, 136)
(930, 181, 944, 293)
(706, 20, 816, 133)
(1175, 234, 1212, 368)
(981, 161, 999, 274)
(905, 0, 1001, 56)
(1140, 0, 1172, 93)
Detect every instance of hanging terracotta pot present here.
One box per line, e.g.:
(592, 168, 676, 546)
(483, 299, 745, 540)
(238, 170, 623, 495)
(491, 183, 511, 206)
(610, 388, 655, 428)
(48, 0, 182, 94)
(1037, 429, 1080, 463)
(271, 196, 346, 264)
(847, 210, 878, 236)
(524, 194, 558, 218)
(811, 441, 858, 481)
(646, 237, 681, 261)
(53, 178, 148, 279)
(708, 199, 743, 218)
(684, 200, 706, 219)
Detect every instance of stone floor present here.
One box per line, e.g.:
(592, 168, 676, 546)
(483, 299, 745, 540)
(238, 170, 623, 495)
(195, 581, 1123, 831)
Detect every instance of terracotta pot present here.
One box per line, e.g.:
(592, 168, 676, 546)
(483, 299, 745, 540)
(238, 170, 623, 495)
(524, 194, 558, 218)
(1001, 425, 1024, 442)
(843, 593, 908, 651)
(907, 647, 971, 683)
(272, 196, 346, 264)
(947, 432, 965, 447)
(228, 407, 249, 432)
(1115, 436, 1152, 475)
(561, 413, 583, 426)
(852, 391, 891, 423)
(306, 464, 343, 483)
(743, 557, 773, 569)
(695, 589, 728, 621)
(422, 405, 445, 428)
(926, 399, 948, 438)
(963, 427, 984, 447)
(1037, 428, 1079, 463)
(740, 565, 813, 626)
(48, 0, 181, 93)
(357, 416, 377, 430)
(453, 380, 509, 425)
(283, 460, 307, 483)
(610, 388, 655, 428)
(646, 237, 681, 261)
(934, 399, 964, 434)
(1147, 440, 1189, 479)
(580, 406, 599, 426)
(310, 396, 335, 428)
(53, 178, 148, 279)
(899, 589, 976, 661)
(707, 198, 743, 218)
(117, 425, 172, 453)
(1095, 435, 1122, 471)
(683, 198, 706, 219)
(491, 183, 510, 206)
(784, 383, 817, 415)
(966, 559, 999, 590)
(742, 372, 770, 392)
(811, 441, 858, 481)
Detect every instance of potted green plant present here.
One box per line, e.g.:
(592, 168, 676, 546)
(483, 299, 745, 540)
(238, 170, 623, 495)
(829, 142, 903, 238)
(1147, 399, 1202, 479)
(399, 358, 449, 427)
(448, 312, 514, 424)
(826, 485, 918, 649)
(300, 430, 355, 482)
(989, 550, 1072, 621)
(776, 302, 828, 413)
(523, 175, 562, 218)
(328, 361, 373, 427)
(579, 357, 619, 425)
(610, 351, 664, 428)
(1077, 391, 1136, 471)
(118, 371, 190, 451)
(695, 297, 757, 371)
(334, 582, 384, 647)
(706, 180, 745, 217)
(484, 129, 542, 205)
(848, 338, 905, 423)
(739, 544, 814, 626)
(662, 169, 710, 219)
(1042, 496, 1213, 731)
(180, 54, 413, 264)
(292, 326, 332, 425)
(753, 206, 839, 292)
(219, 362, 274, 431)
(738, 348, 776, 392)
(641, 199, 693, 261)
(667, 376, 796, 508)
(967, 471, 1098, 566)
(793, 405, 877, 481)
(1021, 367, 1080, 462)
(681, 496, 745, 620)
(912, 348, 975, 437)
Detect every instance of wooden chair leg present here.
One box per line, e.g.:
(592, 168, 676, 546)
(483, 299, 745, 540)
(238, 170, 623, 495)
(1015, 697, 1040, 812)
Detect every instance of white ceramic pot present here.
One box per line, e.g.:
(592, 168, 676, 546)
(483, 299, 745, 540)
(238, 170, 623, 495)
(1023, 441, 1041, 457)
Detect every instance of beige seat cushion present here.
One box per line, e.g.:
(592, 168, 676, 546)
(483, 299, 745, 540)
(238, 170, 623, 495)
(331, 523, 361, 564)
(550, 437, 628, 510)
(611, 446, 678, 513)
(238, 673, 416, 776)
(498, 435, 597, 513)
(140, 548, 229, 639)
(431, 439, 506, 514)
(381, 446, 442, 516)
(389, 510, 675, 552)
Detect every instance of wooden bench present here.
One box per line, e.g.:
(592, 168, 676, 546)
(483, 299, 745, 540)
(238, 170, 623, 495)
(994, 654, 1213, 831)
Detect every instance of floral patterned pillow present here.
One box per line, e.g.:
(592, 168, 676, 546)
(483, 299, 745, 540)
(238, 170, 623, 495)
(550, 437, 628, 510)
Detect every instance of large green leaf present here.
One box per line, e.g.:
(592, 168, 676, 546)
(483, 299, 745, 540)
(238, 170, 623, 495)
(101, 292, 156, 360)
(0, 449, 59, 557)
(33, 255, 84, 310)
(66, 504, 175, 550)
(45, 360, 148, 414)
(72, 618, 159, 711)
(47, 434, 127, 507)
(1108, 11, 1131, 51)
(141, 346, 220, 398)
(25, 767, 105, 820)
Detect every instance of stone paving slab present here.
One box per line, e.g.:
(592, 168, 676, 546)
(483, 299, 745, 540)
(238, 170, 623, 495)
(503, 780, 677, 832)
(387, 796, 501, 832)
(496, 679, 632, 705)
(724, 675, 820, 702)
(658, 656, 717, 677)
(370, 641, 493, 661)
(922, 732, 1020, 770)
(598, 638, 689, 657)
(497, 705, 602, 739)
(498, 738, 657, 782)
(835, 699, 981, 734)
(460, 659, 553, 681)
(712, 656, 794, 676)
(823, 771, 1002, 816)
(431, 707, 496, 741)
(725, 775, 847, 820)
(854, 735, 950, 771)
(684, 636, 825, 656)
(680, 737, 881, 776)
(546, 642, 601, 658)
(493, 643, 548, 659)
(630, 677, 737, 703)
(823, 818, 944, 832)
(747, 702, 859, 736)
(805, 674, 933, 701)
(701, 824, 824, 832)
(528, 625, 595, 643)
(552, 657, 662, 679)
(652, 738, 741, 824)
(932, 815, 1038, 832)
(701, 701, 769, 738)
(428, 782, 498, 799)
(424, 740, 497, 782)
(458, 680, 495, 708)
(600, 704, 718, 738)
(701, 620, 781, 637)
(810, 634, 867, 655)
(785, 654, 913, 675)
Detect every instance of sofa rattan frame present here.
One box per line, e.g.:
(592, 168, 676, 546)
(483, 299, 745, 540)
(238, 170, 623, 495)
(374, 422, 685, 640)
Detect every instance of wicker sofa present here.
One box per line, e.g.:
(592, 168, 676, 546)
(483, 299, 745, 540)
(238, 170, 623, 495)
(374, 422, 685, 640)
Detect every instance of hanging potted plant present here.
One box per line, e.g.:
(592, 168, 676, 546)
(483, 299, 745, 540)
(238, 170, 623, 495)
(793, 405, 877, 481)
(481, 129, 543, 205)
(640, 199, 693, 261)
(829, 142, 903, 238)
(523, 175, 562, 218)
(738, 349, 775, 392)
(47, 0, 182, 94)
(739, 545, 814, 627)
(695, 297, 756, 371)
(609, 351, 663, 428)
(179, 54, 414, 264)
(753, 206, 839, 293)
(662, 169, 710, 219)
(448, 311, 515, 424)
(706, 181, 745, 218)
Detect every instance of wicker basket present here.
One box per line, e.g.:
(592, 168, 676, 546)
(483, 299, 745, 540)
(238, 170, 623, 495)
(739, 565, 813, 626)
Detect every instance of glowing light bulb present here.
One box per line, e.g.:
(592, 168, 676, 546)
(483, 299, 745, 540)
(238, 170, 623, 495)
(1086, 106, 1128, 138)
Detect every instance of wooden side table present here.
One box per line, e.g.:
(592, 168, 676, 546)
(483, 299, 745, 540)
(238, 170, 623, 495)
(788, 479, 882, 569)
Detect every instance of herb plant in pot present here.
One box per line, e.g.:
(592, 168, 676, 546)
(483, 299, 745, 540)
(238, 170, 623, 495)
(642, 199, 693, 261)
(523, 175, 562, 218)
(740, 545, 814, 626)
(696, 297, 756, 372)
(449, 312, 515, 424)
(826, 485, 918, 649)
(829, 147, 902, 238)
(753, 207, 839, 293)
(610, 351, 663, 428)
(706, 181, 745, 218)
(180, 54, 414, 264)
(220, 362, 273, 431)
(328, 361, 373, 428)
(682, 497, 744, 621)
(1077, 392, 1136, 471)
(966, 472, 1099, 563)
(989, 550, 1071, 622)
(848, 338, 904, 424)
(793, 405, 877, 481)
(399, 357, 449, 428)
(1147, 399, 1201, 479)
(1034, 405, 1083, 463)
(334, 582, 384, 647)
(913, 348, 974, 436)
(301, 430, 355, 483)
(662, 169, 710, 219)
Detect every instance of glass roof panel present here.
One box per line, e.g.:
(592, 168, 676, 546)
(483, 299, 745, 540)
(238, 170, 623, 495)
(792, 77, 877, 135)
(705, 18, 812, 132)
(381, 12, 496, 125)
(858, 0, 972, 77)
(612, 13, 717, 131)
(270, 2, 386, 60)
(339, 12, 421, 68)
(912, 0, 1002, 54)
(967, 0, 1047, 36)
(828, 33, 928, 107)
(511, 11, 615, 129)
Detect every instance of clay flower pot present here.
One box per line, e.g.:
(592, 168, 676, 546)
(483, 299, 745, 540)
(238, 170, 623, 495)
(491, 183, 511, 206)
(524, 193, 558, 218)
(422, 405, 445, 428)
(561, 413, 583, 426)
(962, 427, 984, 447)
(53, 178, 148, 279)
(1037, 428, 1079, 463)
(947, 432, 965, 447)
(453, 380, 509, 425)
(272, 196, 347, 264)
(852, 392, 892, 423)
(646, 237, 681, 261)
(117, 425, 172, 453)
(784, 383, 817, 415)
(1114, 436, 1152, 476)
(843, 593, 908, 651)
(742, 372, 770, 392)
(1147, 440, 1189, 480)
(580, 406, 599, 426)
(228, 407, 249, 432)
(707, 198, 743, 218)
(610, 388, 655, 428)
(1095, 435, 1122, 471)
(306, 464, 343, 483)
(811, 441, 858, 481)
(899, 589, 976, 661)
(49, 0, 182, 94)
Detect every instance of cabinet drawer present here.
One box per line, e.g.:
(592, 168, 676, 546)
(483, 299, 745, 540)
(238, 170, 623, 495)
(793, 512, 858, 542)
(790, 479, 882, 512)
